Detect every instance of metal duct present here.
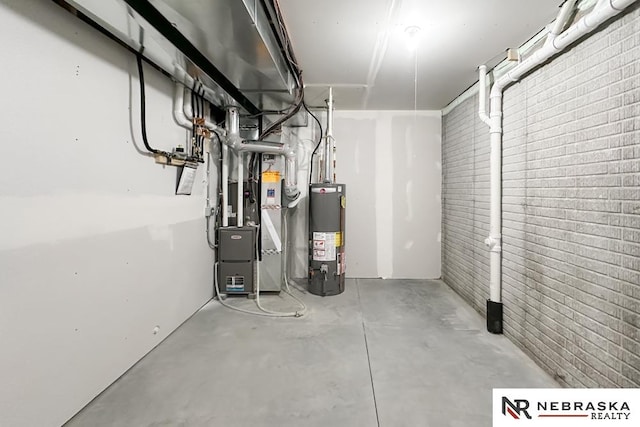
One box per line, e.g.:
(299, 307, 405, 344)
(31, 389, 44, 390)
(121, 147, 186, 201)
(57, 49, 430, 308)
(57, 0, 300, 115)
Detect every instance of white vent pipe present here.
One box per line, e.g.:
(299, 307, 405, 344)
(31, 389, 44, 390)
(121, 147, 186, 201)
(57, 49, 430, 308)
(174, 68, 224, 133)
(225, 140, 299, 199)
(225, 107, 301, 202)
(175, 68, 224, 109)
(479, 0, 638, 329)
(183, 88, 222, 131)
(222, 141, 230, 227)
(221, 110, 236, 227)
(173, 82, 193, 130)
(226, 108, 244, 227)
(172, 68, 224, 131)
(237, 152, 244, 227)
(174, 82, 226, 169)
(478, 65, 491, 127)
(546, 0, 579, 46)
(283, 148, 299, 200)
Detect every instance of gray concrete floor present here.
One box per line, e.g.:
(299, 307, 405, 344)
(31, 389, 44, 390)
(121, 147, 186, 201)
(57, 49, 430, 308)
(66, 279, 558, 427)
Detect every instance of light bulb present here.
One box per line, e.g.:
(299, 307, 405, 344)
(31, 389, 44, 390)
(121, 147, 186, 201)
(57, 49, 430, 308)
(404, 25, 421, 51)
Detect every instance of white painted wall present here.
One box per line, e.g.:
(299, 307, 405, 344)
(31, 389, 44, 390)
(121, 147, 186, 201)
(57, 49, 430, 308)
(0, 1, 214, 426)
(333, 111, 442, 279)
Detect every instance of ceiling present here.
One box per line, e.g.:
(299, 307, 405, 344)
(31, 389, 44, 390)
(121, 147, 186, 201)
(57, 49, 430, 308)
(278, 0, 563, 110)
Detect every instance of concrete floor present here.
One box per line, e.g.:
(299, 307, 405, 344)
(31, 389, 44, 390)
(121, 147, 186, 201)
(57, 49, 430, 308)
(66, 279, 558, 427)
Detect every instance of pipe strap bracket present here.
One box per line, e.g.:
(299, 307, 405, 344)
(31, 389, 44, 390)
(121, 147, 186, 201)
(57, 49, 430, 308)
(484, 235, 502, 253)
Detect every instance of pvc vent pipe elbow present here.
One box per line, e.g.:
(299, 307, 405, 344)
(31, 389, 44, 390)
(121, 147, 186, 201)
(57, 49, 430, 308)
(546, 0, 578, 43)
(173, 83, 192, 129)
(477, 65, 491, 127)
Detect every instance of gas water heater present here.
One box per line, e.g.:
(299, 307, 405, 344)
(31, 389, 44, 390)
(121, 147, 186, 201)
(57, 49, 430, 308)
(308, 183, 346, 296)
(308, 88, 346, 296)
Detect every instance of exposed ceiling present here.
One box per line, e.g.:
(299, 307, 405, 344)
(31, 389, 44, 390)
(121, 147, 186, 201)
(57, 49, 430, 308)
(278, 0, 563, 110)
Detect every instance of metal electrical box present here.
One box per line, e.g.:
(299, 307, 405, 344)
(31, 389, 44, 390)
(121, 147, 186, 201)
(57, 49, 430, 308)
(218, 227, 256, 294)
(308, 183, 346, 296)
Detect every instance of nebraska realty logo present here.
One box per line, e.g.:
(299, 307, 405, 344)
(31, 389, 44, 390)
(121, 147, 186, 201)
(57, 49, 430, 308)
(493, 389, 640, 426)
(503, 396, 629, 420)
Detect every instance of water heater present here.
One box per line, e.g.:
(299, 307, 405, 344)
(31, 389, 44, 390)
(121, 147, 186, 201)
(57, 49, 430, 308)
(308, 183, 346, 296)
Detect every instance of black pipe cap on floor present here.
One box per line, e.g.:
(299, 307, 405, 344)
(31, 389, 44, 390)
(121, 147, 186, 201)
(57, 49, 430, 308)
(487, 300, 503, 334)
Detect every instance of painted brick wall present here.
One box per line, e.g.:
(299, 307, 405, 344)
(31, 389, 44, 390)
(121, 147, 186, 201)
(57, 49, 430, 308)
(442, 6, 640, 388)
(442, 94, 491, 313)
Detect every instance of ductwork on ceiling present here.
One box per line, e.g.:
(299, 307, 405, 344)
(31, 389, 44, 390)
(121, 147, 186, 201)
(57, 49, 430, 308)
(58, 0, 301, 117)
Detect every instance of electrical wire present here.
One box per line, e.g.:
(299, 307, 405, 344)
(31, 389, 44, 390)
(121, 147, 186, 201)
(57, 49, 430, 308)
(212, 225, 305, 318)
(281, 208, 308, 309)
(135, 51, 200, 163)
(205, 213, 216, 250)
(259, 86, 304, 140)
(209, 208, 305, 317)
(253, 154, 260, 204)
(212, 131, 224, 233)
(206, 1, 308, 317)
(305, 102, 324, 185)
(198, 83, 206, 160)
(135, 52, 161, 156)
(209, 131, 305, 317)
(253, 224, 306, 317)
(205, 144, 218, 250)
(272, 0, 302, 74)
(258, 0, 305, 140)
(191, 79, 198, 158)
(232, 0, 306, 144)
(255, 263, 305, 317)
(186, 79, 210, 162)
(214, 262, 296, 317)
(248, 152, 258, 204)
(196, 81, 203, 160)
(208, 131, 295, 317)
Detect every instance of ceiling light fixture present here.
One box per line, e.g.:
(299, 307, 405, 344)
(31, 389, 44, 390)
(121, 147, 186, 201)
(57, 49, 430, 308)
(404, 25, 422, 51)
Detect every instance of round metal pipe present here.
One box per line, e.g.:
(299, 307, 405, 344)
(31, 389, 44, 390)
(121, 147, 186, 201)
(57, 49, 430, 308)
(324, 87, 334, 183)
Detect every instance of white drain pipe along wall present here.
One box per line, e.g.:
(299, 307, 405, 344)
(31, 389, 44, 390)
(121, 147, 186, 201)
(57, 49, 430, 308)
(333, 111, 442, 279)
(0, 1, 213, 426)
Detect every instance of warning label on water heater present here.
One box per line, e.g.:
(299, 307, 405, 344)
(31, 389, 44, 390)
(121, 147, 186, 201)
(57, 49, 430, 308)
(313, 232, 337, 261)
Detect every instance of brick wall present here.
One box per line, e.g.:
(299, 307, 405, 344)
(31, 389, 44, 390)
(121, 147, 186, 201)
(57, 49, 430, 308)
(442, 6, 640, 387)
(442, 93, 491, 314)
